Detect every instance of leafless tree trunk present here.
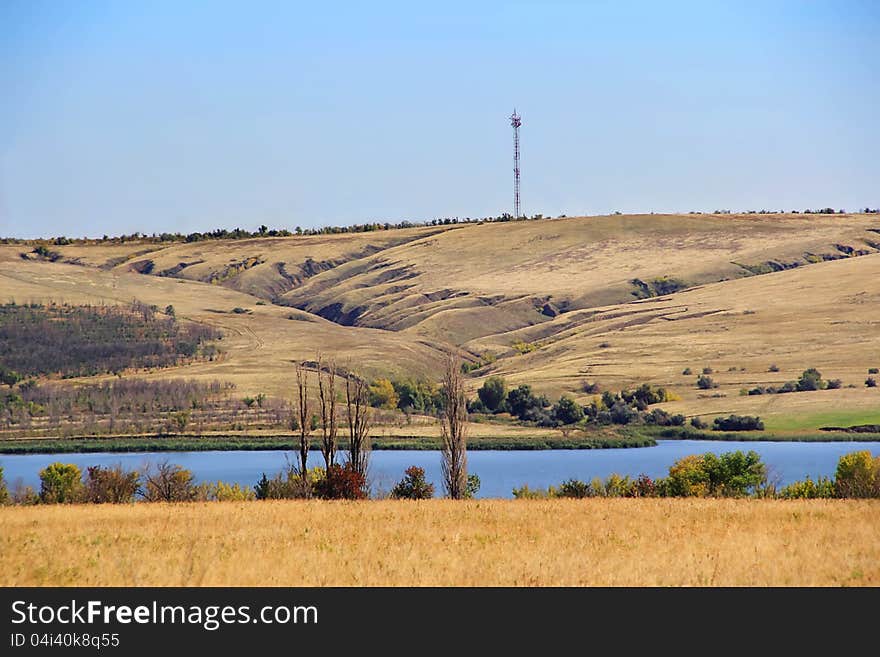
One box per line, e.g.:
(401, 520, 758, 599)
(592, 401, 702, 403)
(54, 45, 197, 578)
(317, 356, 338, 468)
(440, 355, 468, 499)
(294, 363, 312, 476)
(345, 374, 372, 479)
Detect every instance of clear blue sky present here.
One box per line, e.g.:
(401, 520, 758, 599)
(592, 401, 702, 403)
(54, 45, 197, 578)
(1, 0, 878, 238)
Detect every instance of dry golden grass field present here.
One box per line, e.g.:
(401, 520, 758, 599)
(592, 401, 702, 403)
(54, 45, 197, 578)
(3, 212, 879, 430)
(1, 499, 877, 586)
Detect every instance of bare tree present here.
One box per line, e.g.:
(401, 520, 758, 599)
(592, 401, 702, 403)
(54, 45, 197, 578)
(316, 356, 338, 468)
(293, 362, 312, 476)
(345, 373, 372, 479)
(440, 354, 468, 499)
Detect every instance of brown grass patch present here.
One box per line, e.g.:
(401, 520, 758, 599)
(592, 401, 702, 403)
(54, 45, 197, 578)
(1, 499, 877, 586)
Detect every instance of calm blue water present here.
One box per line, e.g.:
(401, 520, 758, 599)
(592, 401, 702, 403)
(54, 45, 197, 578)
(1, 440, 878, 498)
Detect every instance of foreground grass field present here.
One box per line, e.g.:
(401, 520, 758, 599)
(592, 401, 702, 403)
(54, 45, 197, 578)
(1, 499, 877, 586)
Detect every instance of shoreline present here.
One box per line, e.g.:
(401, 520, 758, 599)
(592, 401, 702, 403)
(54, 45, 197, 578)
(1, 427, 879, 454)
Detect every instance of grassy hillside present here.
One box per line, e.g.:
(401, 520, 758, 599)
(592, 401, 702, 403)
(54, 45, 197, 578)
(2, 499, 877, 585)
(2, 213, 879, 429)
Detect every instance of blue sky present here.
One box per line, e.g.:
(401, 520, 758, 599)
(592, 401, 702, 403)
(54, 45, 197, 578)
(1, 0, 877, 238)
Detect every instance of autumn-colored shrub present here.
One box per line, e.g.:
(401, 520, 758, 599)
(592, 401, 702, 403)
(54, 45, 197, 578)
(83, 465, 140, 503)
(142, 462, 196, 502)
(314, 463, 368, 500)
(834, 450, 879, 498)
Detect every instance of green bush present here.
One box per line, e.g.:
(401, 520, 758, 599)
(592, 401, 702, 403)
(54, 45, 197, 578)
(696, 375, 717, 390)
(39, 462, 83, 503)
(869, 368, 879, 375)
(713, 415, 764, 431)
(391, 466, 435, 499)
(556, 478, 592, 498)
(0, 465, 8, 505)
(866, 377, 877, 388)
(661, 450, 766, 497)
(690, 417, 708, 430)
(834, 450, 879, 498)
(512, 484, 557, 499)
(796, 368, 825, 391)
(552, 396, 584, 425)
(779, 476, 835, 499)
(254, 466, 321, 499)
(464, 473, 481, 499)
(682, 367, 692, 375)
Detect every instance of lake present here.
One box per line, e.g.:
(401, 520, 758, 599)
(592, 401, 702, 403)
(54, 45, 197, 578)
(2, 440, 878, 498)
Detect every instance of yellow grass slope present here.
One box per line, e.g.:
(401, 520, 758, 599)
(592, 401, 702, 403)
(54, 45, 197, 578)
(1, 499, 877, 586)
(2, 213, 879, 422)
(469, 251, 880, 421)
(0, 249, 449, 396)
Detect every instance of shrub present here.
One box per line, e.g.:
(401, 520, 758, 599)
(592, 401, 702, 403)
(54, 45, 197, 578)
(621, 383, 669, 406)
(391, 466, 435, 499)
(83, 465, 140, 503)
(834, 450, 879, 498)
(826, 379, 842, 389)
(512, 484, 555, 499)
(796, 368, 825, 392)
(142, 462, 196, 502)
(464, 473, 481, 499)
(701, 451, 766, 497)
(254, 466, 320, 499)
(664, 450, 766, 497)
(314, 462, 367, 500)
(195, 480, 255, 501)
(768, 364, 780, 372)
(713, 415, 764, 431)
(681, 367, 692, 375)
(581, 381, 601, 394)
(866, 377, 877, 388)
(609, 400, 639, 425)
(506, 384, 549, 421)
(780, 476, 835, 499)
(665, 455, 709, 497)
(644, 408, 684, 426)
(477, 376, 507, 412)
(631, 474, 656, 497)
(368, 378, 398, 409)
(702, 367, 713, 375)
(690, 417, 708, 430)
(602, 473, 634, 497)
(556, 478, 592, 498)
(551, 396, 584, 425)
(39, 462, 83, 503)
(0, 465, 8, 505)
(696, 375, 717, 390)
(869, 368, 879, 375)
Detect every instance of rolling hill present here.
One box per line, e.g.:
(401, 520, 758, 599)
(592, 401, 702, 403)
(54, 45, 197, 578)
(2, 212, 879, 429)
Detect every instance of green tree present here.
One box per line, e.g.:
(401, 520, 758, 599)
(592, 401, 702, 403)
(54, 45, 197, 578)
(552, 396, 584, 425)
(391, 466, 435, 499)
(477, 376, 507, 412)
(39, 462, 83, 503)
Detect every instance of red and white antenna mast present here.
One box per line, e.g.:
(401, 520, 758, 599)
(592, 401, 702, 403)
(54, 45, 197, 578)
(510, 109, 522, 219)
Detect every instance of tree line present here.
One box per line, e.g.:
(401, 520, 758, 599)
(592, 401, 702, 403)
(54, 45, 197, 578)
(0, 301, 221, 381)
